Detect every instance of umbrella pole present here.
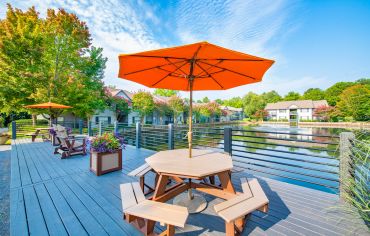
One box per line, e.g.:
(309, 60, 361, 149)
(188, 80, 193, 158)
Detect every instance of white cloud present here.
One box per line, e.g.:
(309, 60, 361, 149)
(1, 0, 302, 99)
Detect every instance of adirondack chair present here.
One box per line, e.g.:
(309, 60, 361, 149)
(214, 177, 269, 236)
(120, 182, 188, 236)
(53, 126, 86, 158)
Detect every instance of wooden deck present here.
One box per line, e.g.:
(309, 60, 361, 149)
(10, 139, 368, 235)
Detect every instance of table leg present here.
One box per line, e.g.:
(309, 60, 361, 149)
(153, 174, 169, 201)
(218, 171, 235, 194)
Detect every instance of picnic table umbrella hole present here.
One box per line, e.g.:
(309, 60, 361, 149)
(118, 41, 274, 213)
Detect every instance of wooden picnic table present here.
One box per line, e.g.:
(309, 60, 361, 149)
(146, 149, 237, 204)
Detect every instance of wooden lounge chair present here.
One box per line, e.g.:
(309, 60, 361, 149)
(54, 128, 86, 158)
(120, 182, 188, 236)
(214, 178, 269, 236)
(128, 163, 159, 195)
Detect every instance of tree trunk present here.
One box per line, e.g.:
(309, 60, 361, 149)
(32, 114, 37, 127)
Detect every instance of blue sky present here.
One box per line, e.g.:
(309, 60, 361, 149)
(1, 0, 370, 100)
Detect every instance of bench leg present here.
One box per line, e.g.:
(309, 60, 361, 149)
(140, 176, 145, 191)
(160, 225, 175, 236)
(225, 221, 236, 236)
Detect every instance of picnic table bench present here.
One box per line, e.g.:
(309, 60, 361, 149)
(214, 177, 269, 236)
(25, 128, 50, 142)
(121, 182, 188, 236)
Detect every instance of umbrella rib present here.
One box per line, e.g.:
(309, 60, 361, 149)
(198, 60, 258, 80)
(194, 59, 224, 77)
(165, 58, 188, 76)
(197, 58, 266, 62)
(195, 62, 224, 89)
(125, 59, 187, 76)
(151, 61, 189, 86)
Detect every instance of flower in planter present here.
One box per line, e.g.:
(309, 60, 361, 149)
(89, 132, 126, 153)
(49, 128, 57, 136)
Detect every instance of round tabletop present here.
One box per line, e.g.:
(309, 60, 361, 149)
(146, 149, 233, 178)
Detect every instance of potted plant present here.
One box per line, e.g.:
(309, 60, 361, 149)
(89, 132, 125, 176)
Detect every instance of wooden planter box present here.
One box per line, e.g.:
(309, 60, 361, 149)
(90, 149, 122, 176)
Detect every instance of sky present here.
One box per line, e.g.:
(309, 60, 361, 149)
(1, 0, 370, 100)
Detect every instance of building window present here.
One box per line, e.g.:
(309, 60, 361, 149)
(300, 108, 309, 113)
(279, 109, 286, 113)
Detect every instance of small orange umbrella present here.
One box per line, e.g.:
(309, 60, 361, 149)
(118, 41, 274, 157)
(25, 102, 72, 126)
(24, 102, 72, 109)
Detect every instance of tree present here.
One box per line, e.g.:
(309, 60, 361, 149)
(0, 5, 46, 114)
(254, 109, 268, 121)
(313, 105, 336, 121)
(302, 88, 325, 100)
(283, 91, 301, 101)
(324, 82, 354, 106)
(215, 99, 223, 105)
(336, 84, 370, 121)
(105, 89, 130, 122)
(0, 5, 107, 120)
(132, 91, 155, 123)
(199, 102, 221, 122)
(223, 97, 243, 108)
(242, 92, 265, 117)
(168, 95, 185, 124)
(155, 101, 171, 124)
(261, 91, 282, 104)
(153, 89, 178, 97)
(202, 97, 210, 103)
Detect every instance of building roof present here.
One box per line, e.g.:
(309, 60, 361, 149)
(265, 100, 328, 110)
(220, 105, 243, 112)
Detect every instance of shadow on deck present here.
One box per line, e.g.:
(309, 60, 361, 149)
(10, 139, 368, 235)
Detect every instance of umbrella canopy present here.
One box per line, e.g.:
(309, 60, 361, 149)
(24, 102, 72, 126)
(24, 102, 72, 109)
(118, 41, 274, 157)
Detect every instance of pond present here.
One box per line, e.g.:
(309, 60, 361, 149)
(122, 123, 358, 194)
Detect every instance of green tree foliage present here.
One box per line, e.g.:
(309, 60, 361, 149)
(337, 84, 370, 121)
(324, 82, 354, 106)
(132, 91, 155, 122)
(0, 5, 46, 113)
(302, 88, 325, 100)
(261, 90, 282, 104)
(153, 89, 178, 97)
(0, 5, 107, 119)
(284, 91, 301, 101)
(155, 101, 171, 124)
(242, 92, 265, 117)
(105, 89, 130, 122)
(199, 102, 221, 122)
(215, 99, 223, 105)
(223, 96, 243, 108)
(168, 95, 185, 123)
(202, 97, 210, 103)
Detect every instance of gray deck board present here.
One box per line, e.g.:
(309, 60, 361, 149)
(9, 139, 369, 236)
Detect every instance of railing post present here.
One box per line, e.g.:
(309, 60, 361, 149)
(98, 120, 102, 136)
(12, 121, 16, 140)
(88, 121, 92, 136)
(79, 120, 83, 134)
(168, 123, 174, 150)
(114, 121, 118, 134)
(224, 127, 232, 155)
(339, 132, 355, 200)
(136, 122, 141, 149)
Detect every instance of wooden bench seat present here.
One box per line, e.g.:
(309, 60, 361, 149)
(128, 163, 158, 195)
(214, 178, 269, 236)
(120, 182, 188, 236)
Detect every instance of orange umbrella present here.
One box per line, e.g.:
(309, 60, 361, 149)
(24, 102, 72, 109)
(118, 41, 274, 157)
(25, 102, 72, 126)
